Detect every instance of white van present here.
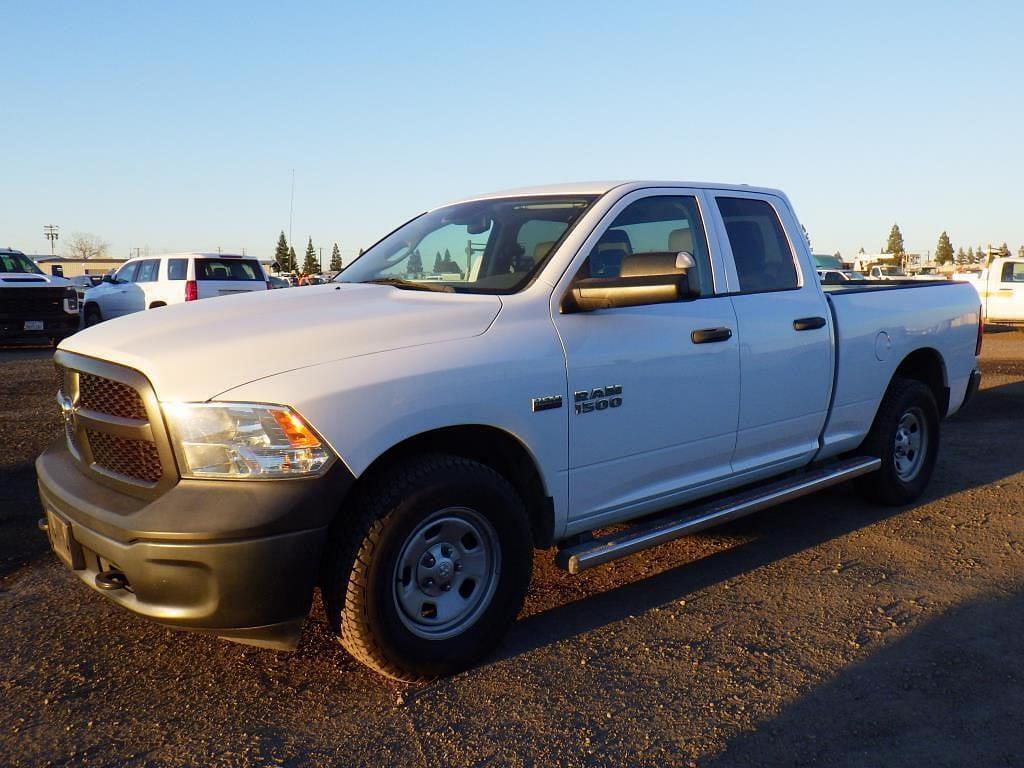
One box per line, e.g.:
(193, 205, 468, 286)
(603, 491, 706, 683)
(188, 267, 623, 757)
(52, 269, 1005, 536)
(83, 253, 268, 325)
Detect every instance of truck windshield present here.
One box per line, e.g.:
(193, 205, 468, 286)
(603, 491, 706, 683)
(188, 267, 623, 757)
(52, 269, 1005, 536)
(336, 195, 597, 294)
(880, 267, 906, 276)
(0, 253, 44, 275)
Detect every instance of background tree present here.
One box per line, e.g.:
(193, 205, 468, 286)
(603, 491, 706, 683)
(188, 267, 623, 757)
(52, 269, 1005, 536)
(833, 250, 841, 261)
(273, 231, 289, 272)
(883, 224, 905, 257)
(977, 245, 987, 264)
(65, 232, 109, 260)
(433, 251, 442, 273)
(329, 242, 343, 272)
(802, 224, 812, 251)
(407, 249, 423, 276)
(998, 242, 1011, 258)
(934, 231, 954, 265)
(302, 237, 318, 274)
(287, 245, 297, 273)
(1019, 244, 1024, 258)
(966, 246, 975, 264)
(955, 247, 967, 266)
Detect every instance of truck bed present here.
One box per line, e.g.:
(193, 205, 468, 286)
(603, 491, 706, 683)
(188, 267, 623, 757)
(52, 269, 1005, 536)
(818, 278, 981, 458)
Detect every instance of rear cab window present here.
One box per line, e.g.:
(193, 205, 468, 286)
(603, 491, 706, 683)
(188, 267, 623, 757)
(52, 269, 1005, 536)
(716, 197, 799, 293)
(195, 259, 264, 281)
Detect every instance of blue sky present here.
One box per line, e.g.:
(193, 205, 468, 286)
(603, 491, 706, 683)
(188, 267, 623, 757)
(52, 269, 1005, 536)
(3, 1, 1022, 262)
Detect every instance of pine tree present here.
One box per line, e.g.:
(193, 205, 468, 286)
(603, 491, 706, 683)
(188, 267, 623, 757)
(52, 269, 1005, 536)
(955, 247, 967, 266)
(976, 246, 987, 264)
(934, 231, 954, 265)
(433, 252, 442, 273)
(287, 246, 297, 273)
(329, 242, 343, 272)
(408, 249, 423, 276)
(303, 237, 318, 274)
(884, 224, 905, 256)
(966, 246, 975, 264)
(273, 231, 289, 273)
(802, 224, 812, 251)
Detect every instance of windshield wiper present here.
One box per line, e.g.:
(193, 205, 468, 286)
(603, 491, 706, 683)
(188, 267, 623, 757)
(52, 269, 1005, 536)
(359, 278, 455, 293)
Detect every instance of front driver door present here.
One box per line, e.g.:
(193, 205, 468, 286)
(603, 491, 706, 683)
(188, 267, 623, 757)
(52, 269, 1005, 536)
(552, 191, 741, 529)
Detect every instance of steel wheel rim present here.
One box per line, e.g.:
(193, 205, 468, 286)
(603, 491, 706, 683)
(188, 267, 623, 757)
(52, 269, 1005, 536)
(393, 507, 500, 640)
(893, 407, 927, 482)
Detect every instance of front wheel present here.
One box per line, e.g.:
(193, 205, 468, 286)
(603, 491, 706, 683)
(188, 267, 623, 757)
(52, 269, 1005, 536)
(322, 454, 533, 682)
(83, 305, 102, 327)
(856, 378, 940, 505)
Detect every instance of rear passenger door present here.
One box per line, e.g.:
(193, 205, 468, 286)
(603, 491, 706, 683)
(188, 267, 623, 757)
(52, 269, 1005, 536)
(713, 193, 833, 473)
(131, 259, 160, 312)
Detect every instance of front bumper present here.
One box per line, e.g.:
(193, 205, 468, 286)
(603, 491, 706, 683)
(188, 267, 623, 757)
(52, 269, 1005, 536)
(36, 438, 354, 650)
(0, 314, 79, 340)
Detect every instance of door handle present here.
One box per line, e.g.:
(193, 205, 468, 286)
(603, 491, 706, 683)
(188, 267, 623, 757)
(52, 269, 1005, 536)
(793, 316, 826, 331)
(691, 327, 733, 344)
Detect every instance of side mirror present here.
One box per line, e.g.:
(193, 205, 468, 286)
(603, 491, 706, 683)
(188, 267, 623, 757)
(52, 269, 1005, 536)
(562, 251, 701, 313)
(102, 274, 115, 284)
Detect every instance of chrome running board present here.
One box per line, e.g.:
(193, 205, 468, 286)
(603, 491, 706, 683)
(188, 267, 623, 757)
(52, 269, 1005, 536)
(555, 456, 881, 574)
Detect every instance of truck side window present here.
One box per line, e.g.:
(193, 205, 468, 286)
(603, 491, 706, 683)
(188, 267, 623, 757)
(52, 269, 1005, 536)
(1001, 262, 1024, 282)
(579, 196, 713, 295)
(716, 197, 799, 293)
(114, 261, 139, 283)
(136, 259, 159, 283)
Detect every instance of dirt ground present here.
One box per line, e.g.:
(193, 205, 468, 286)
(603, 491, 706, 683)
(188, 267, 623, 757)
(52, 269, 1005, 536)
(1, 330, 1022, 767)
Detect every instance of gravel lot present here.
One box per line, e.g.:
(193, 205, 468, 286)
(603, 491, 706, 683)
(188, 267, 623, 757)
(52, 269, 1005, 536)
(1, 331, 1023, 767)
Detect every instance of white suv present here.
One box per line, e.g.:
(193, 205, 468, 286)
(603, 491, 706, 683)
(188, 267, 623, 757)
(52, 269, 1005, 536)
(83, 253, 268, 325)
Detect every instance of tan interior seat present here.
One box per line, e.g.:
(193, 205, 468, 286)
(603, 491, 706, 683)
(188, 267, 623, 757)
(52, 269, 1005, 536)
(668, 227, 694, 253)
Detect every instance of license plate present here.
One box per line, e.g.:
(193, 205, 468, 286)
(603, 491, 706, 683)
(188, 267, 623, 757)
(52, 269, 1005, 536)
(46, 509, 74, 567)
(24, 320, 44, 331)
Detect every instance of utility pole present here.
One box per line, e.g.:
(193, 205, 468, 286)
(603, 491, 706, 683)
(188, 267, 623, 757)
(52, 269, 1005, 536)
(43, 224, 59, 255)
(319, 247, 323, 273)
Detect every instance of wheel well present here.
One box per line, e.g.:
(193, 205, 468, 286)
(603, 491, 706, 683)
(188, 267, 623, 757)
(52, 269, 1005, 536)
(893, 348, 948, 415)
(149, 301, 166, 309)
(352, 426, 555, 548)
(84, 301, 100, 315)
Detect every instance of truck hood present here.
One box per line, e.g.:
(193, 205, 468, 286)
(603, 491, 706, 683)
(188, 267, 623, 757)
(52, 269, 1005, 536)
(1, 272, 71, 286)
(61, 283, 502, 400)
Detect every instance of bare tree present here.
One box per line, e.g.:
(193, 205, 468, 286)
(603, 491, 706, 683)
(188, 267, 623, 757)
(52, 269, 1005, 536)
(64, 232, 109, 260)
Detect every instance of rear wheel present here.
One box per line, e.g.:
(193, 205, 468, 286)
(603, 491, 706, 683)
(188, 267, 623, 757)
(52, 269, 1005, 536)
(856, 378, 939, 505)
(322, 454, 533, 682)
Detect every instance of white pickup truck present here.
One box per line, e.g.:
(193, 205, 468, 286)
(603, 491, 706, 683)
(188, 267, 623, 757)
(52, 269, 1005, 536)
(37, 181, 982, 681)
(962, 256, 1024, 324)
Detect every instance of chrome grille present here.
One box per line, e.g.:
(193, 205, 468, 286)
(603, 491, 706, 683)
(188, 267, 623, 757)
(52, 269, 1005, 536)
(79, 372, 147, 420)
(86, 430, 163, 483)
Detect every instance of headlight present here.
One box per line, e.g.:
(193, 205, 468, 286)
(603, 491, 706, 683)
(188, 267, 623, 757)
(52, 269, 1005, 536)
(162, 402, 334, 479)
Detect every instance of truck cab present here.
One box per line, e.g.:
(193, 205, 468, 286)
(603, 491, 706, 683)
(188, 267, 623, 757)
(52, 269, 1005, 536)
(966, 257, 1024, 323)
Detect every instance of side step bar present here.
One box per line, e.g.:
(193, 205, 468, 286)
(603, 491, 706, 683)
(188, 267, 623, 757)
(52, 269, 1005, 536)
(555, 456, 881, 574)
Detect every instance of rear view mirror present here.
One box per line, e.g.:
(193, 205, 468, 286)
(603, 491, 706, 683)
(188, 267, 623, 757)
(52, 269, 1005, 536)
(562, 251, 701, 313)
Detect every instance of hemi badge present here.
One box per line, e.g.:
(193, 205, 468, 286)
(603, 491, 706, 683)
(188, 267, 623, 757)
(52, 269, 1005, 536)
(531, 395, 563, 413)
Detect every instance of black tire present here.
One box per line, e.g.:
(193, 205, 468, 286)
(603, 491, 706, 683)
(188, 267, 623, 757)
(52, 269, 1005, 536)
(84, 305, 102, 327)
(322, 454, 533, 682)
(856, 377, 940, 506)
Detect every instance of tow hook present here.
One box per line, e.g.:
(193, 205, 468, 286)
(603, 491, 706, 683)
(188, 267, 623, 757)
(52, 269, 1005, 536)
(37, 518, 49, 533)
(95, 570, 129, 591)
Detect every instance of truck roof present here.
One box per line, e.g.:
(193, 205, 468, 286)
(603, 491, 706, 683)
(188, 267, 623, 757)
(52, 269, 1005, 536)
(447, 180, 787, 206)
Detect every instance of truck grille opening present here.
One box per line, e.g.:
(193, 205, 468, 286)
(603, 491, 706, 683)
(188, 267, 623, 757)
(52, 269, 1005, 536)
(79, 373, 147, 420)
(86, 430, 163, 483)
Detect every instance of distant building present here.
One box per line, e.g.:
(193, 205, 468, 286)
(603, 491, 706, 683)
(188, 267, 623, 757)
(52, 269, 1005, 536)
(852, 252, 923, 273)
(33, 255, 126, 278)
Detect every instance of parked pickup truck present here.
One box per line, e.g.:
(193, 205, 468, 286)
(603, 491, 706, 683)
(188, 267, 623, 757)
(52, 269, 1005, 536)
(37, 181, 983, 681)
(961, 256, 1024, 324)
(0, 248, 79, 345)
